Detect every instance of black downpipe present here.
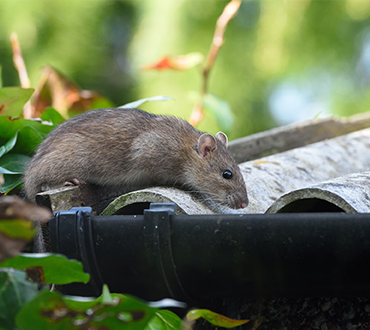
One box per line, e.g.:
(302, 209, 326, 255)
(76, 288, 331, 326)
(49, 204, 370, 302)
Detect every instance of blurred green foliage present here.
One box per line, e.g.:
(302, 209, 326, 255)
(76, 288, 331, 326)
(1, 0, 370, 139)
(0, 1, 137, 106)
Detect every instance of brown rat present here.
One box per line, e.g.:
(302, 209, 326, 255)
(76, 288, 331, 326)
(23, 108, 248, 210)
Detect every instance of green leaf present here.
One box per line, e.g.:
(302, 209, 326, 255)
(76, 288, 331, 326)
(66, 292, 157, 328)
(0, 219, 35, 240)
(0, 166, 22, 175)
(0, 132, 18, 158)
(40, 107, 65, 125)
(16, 290, 74, 330)
(0, 152, 31, 193)
(16, 288, 157, 330)
(0, 124, 46, 154)
(145, 309, 185, 330)
(0, 66, 3, 89)
(120, 95, 174, 109)
(0, 174, 23, 194)
(186, 309, 249, 328)
(203, 93, 234, 133)
(0, 153, 30, 192)
(0, 87, 34, 118)
(16, 125, 45, 154)
(0, 269, 38, 330)
(0, 253, 90, 285)
(102, 284, 114, 305)
(0, 153, 30, 174)
(0, 116, 55, 146)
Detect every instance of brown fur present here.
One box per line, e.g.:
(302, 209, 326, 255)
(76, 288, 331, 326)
(23, 108, 248, 209)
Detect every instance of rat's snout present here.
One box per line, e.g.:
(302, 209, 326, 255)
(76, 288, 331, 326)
(240, 201, 248, 209)
(236, 190, 249, 209)
(230, 190, 249, 209)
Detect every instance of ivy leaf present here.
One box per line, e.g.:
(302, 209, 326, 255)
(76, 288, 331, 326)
(40, 107, 65, 125)
(120, 96, 174, 109)
(0, 132, 18, 158)
(0, 87, 34, 118)
(16, 125, 44, 154)
(0, 166, 22, 175)
(186, 309, 249, 328)
(0, 253, 90, 285)
(0, 174, 23, 194)
(145, 309, 185, 330)
(0, 116, 55, 144)
(0, 269, 38, 330)
(0, 153, 30, 193)
(16, 288, 157, 330)
(0, 153, 30, 174)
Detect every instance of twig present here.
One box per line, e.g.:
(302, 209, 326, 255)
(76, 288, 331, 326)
(10, 32, 33, 119)
(189, 0, 241, 126)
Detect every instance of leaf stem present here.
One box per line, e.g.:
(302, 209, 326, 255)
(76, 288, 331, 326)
(189, 0, 241, 126)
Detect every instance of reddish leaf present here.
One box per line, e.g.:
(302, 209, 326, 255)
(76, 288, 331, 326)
(31, 65, 114, 119)
(142, 52, 203, 71)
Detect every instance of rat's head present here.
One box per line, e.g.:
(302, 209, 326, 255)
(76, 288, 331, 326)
(184, 132, 249, 210)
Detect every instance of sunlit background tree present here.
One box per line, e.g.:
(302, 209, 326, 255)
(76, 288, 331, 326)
(1, 0, 370, 140)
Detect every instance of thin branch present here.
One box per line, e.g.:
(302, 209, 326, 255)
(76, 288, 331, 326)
(189, 0, 241, 127)
(204, 0, 241, 73)
(10, 32, 33, 119)
(10, 32, 31, 89)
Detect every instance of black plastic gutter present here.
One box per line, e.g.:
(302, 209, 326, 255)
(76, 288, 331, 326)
(49, 204, 370, 303)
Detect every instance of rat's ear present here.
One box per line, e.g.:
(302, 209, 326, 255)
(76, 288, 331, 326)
(198, 133, 216, 157)
(216, 131, 228, 147)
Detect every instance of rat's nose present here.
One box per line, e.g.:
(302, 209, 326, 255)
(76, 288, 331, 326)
(240, 201, 248, 209)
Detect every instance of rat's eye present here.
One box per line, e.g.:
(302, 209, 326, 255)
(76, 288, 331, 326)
(222, 170, 233, 180)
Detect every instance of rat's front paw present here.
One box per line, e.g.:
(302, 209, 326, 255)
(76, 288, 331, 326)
(64, 178, 86, 186)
